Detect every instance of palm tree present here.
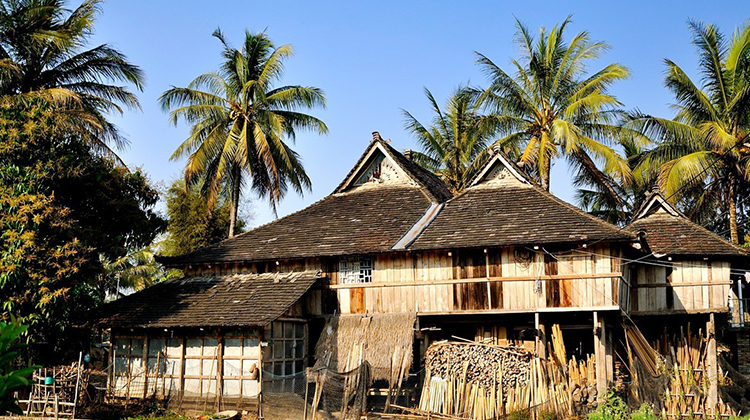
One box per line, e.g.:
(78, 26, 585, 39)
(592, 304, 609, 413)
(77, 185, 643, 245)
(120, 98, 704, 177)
(474, 16, 632, 197)
(402, 87, 504, 192)
(0, 0, 144, 156)
(101, 247, 181, 299)
(575, 139, 653, 225)
(629, 20, 750, 243)
(160, 29, 327, 238)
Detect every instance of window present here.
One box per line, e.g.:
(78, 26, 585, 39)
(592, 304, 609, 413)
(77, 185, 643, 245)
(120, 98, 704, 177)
(339, 257, 373, 284)
(263, 321, 306, 393)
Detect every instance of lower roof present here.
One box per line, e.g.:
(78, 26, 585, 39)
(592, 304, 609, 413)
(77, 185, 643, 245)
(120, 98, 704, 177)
(94, 272, 321, 329)
(628, 213, 748, 258)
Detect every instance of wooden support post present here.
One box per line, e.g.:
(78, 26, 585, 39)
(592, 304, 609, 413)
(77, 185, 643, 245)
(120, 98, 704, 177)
(108, 335, 114, 397)
(142, 337, 149, 399)
(179, 337, 186, 405)
(217, 331, 224, 411)
(707, 313, 718, 408)
(535, 313, 546, 358)
(594, 311, 608, 401)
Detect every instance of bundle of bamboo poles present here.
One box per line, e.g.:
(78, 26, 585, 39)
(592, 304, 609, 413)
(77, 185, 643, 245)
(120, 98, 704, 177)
(658, 326, 737, 419)
(418, 325, 596, 420)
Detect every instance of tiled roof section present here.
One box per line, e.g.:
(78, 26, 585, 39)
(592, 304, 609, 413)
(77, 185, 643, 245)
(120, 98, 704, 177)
(159, 185, 433, 266)
(333, 138, 453, 203)
(628, 213, 748, 257)
(408, 179, 634, 250)
(94, 272, 321, 328)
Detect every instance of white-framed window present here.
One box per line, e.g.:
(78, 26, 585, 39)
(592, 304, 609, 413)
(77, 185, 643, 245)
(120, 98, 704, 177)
(339, 257, 373, 284)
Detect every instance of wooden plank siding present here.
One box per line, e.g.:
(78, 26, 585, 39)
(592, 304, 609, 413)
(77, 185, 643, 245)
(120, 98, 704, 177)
(629, 259, 731, 313)
(332, 245, 625, 314)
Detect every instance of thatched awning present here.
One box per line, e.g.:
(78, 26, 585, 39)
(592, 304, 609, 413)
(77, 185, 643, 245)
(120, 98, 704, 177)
(313, 313, 416, 382)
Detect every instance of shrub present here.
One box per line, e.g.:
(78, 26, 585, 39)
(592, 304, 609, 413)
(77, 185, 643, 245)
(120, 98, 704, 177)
(630, 404, 658, 420)
(588, 391, 629, 420)
(507, 409, 531, 420)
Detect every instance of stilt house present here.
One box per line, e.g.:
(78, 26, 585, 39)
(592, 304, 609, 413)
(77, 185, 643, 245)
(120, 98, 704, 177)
(95, 132, 750, 415)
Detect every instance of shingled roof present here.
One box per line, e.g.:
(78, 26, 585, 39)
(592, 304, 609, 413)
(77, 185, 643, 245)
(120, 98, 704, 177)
(94, 272, 321, 329)
(627, 192, 748, 258)
(408, 151, 634, 250)
(160, 134, 452, 266)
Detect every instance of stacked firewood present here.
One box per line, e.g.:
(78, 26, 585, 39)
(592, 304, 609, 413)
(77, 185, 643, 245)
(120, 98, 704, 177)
(418, 326, 596, 420)
(424, 341, 532, 393)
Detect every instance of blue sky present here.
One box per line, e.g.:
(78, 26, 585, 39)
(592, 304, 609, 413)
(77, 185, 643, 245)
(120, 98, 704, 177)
(90, 1, 749, 228)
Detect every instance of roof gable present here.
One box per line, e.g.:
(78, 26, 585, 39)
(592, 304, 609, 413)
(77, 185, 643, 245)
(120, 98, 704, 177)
(334, 132, 453, 202)
(336, 140, 417, 191)
(468, 150, 533, 187)
(632, 191, 682, 220)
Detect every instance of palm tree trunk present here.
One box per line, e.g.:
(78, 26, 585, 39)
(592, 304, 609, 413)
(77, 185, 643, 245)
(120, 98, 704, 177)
(729, 179, 739, 244)
(542, 159, 552, 191)
(228, 166, 241, 238)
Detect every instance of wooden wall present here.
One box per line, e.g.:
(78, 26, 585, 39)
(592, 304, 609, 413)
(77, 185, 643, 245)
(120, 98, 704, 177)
(630, 260, 731, 313)
(336, 244, 623, 314)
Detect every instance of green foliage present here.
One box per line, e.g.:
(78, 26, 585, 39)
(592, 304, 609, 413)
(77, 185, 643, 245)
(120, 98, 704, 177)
(629, 404, 658, 420)
(588, 392, 629, 420)
(0, 320, 39, 415)
(160, 178, 246, 256)
(160, 28, 327, 236)
(100, 247, 182, 296)
(575, 139, 654, 226)
(507, 409, 531, 420)
(0, 0, 144, 158)
(0, 101, 165, 363)
(402, 87, 500, 193)
(474, 16, 635, 192)
(537, 411, 558, 420)
(628, 20, 750, 243)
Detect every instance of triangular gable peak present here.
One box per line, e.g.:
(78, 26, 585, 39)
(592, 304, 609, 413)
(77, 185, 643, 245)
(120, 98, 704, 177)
(468, 150, 532, 188)
(632, 191, 683, 221)
(335, 135, 421, 194)
(334, 132, 456, 204)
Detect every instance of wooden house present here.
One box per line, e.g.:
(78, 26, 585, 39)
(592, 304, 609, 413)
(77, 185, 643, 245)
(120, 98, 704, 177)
(95, 132, 749, 414)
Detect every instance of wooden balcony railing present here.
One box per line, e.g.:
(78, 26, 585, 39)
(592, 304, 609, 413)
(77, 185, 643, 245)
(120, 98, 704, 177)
(332, 273, 626, 315)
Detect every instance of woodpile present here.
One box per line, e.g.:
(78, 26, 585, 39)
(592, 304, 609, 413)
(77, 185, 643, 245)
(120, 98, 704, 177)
(424, 342, 532, 393)
(625, 324, 739, 419)
(417, 325, 596, 420)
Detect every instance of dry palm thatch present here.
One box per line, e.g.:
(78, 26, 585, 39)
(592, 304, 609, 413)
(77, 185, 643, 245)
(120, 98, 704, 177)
(313, 313, 416, 382)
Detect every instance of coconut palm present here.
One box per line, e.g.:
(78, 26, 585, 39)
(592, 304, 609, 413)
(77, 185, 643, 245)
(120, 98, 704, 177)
(474, 17, 632, 196)
(0, 0, 144, 156)
(575, 139, 654, 225)
(160, 29, 327, 238)
(101, 247, 181, 299)
(629, 20, 750, 243)
(402, 87, 506, 193)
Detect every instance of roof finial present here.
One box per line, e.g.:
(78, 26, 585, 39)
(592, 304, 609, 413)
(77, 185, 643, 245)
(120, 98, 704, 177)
(372, 131, 382, 142)
(404, 149, 412, 160)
